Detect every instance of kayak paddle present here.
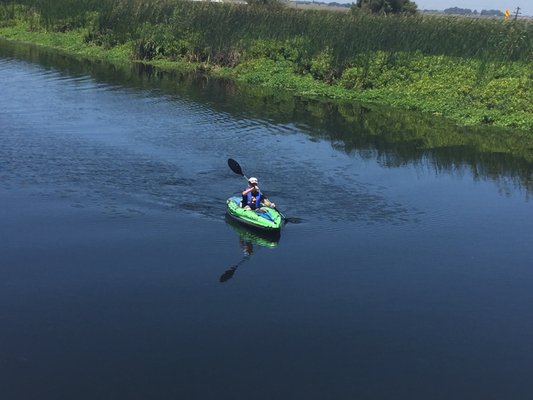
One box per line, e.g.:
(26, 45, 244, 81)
(227, 158, 248, 180)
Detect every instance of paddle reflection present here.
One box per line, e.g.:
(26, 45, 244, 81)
(220, 217, 280, 283)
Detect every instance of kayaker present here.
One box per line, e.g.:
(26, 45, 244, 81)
(241, 177, 276, 211)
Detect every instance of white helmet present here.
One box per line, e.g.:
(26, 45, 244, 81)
(248, 177, 258, 185)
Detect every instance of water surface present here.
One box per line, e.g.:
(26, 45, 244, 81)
(1, 39, 533, 400)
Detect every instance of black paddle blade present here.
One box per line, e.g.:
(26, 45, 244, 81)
(228, 158, 243, 176)
(219, 266, 237, 283)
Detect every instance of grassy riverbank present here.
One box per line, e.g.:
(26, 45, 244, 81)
(1, 1, 532, 131)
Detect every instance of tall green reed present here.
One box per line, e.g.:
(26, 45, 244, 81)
(5, 0, 532, 66)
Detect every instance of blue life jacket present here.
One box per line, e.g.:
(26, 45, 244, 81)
(246, 191, 261, 209)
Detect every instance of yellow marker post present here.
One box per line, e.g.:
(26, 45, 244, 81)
(504, 9, 510, 19)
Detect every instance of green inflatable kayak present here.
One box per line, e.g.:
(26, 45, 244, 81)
(226, 196, 283, 232)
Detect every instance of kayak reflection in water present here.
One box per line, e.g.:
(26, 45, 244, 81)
(219, 217, 279, 283)
(240, 238, 254, 257)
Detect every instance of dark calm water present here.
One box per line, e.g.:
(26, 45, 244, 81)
(1, 39, 533, 400)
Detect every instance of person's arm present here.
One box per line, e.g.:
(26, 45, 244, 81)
(242, 187, 254, 196)
(262, 196, 275, 208)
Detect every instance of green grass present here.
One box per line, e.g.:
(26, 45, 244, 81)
(217, 53, 533, 131)
(0, 23, 130, 63)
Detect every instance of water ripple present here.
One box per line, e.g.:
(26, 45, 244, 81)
(0, 56, 417, 225)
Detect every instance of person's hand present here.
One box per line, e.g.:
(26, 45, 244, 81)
(270, 202, 276, 208)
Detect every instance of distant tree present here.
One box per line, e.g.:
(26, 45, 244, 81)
(480, 9, 504, 16)
(443, 7, 473, 15)
(351, 0, 418, 15)
(247, 0, 285, 8)
(329, 2, 350, 7)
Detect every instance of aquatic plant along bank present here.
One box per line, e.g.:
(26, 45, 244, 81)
(1, 0, 531, 131)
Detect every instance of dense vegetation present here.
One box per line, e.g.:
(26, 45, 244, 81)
(1, 0, 532, 131)
(352, 0, 418, 15)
